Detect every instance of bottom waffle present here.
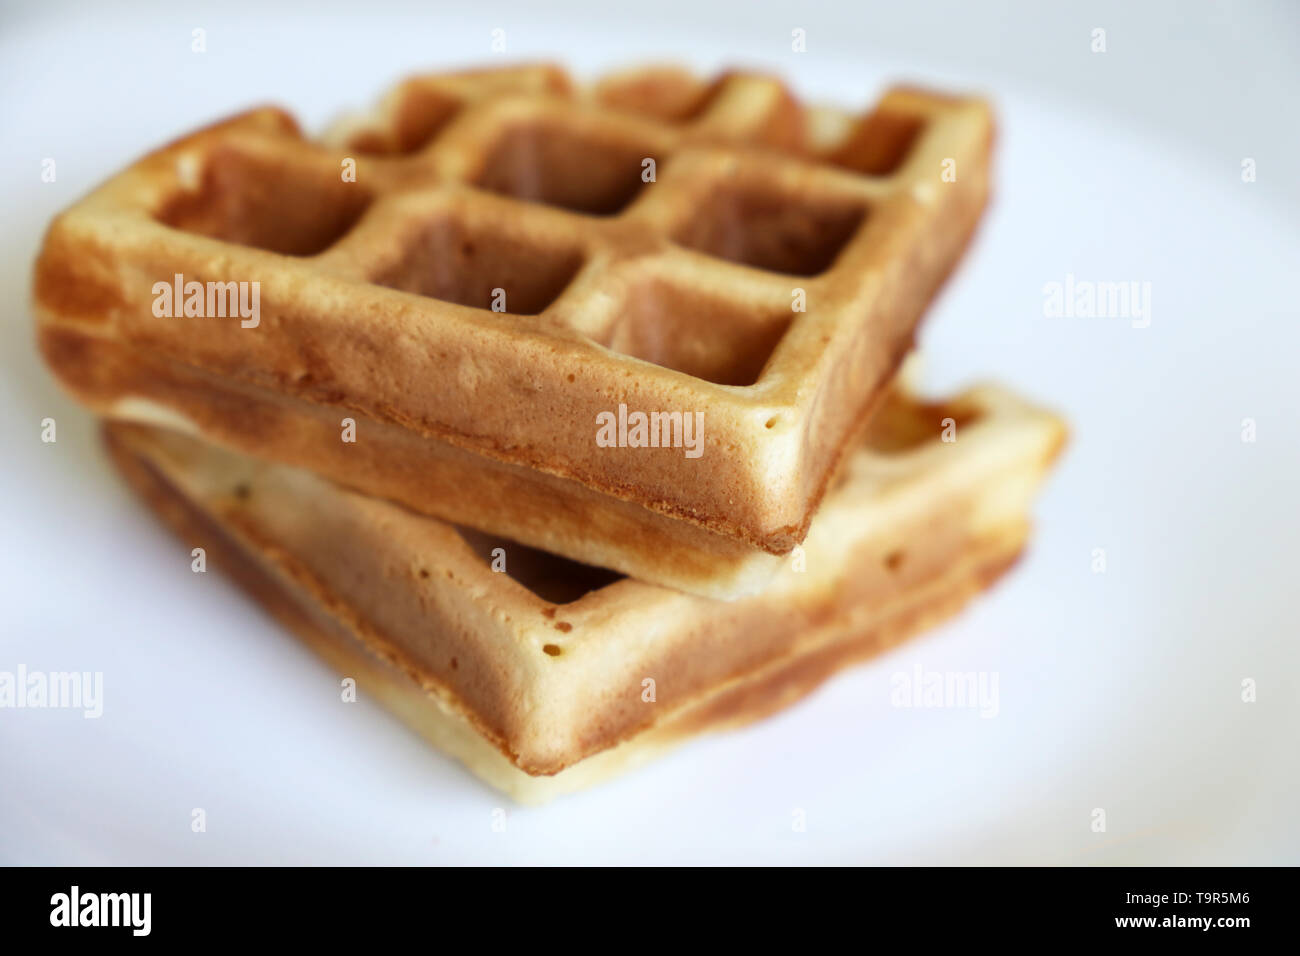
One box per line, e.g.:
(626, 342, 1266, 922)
(102, 384, 1065, 802)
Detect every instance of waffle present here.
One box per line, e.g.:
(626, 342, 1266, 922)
(36, 64, 995, 599)
(103, 383, 1064, 802)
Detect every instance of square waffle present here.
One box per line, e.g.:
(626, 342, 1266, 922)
(103, 383, 1063, 802)
(36, 64, 995, 599)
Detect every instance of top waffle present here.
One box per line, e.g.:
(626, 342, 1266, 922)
(34, 64, 994, 596)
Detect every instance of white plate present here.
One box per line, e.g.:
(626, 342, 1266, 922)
(2, 0, 1296, 865)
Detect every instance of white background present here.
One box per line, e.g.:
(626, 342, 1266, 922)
(1, 0, 1297, 864)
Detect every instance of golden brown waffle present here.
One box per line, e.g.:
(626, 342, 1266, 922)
(36, 64, 995, 599)
(103, 383, 1063, 802)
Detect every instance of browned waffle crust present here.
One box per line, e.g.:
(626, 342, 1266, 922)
(103, 384, 1064, 800)
(36, 64, 995, 598)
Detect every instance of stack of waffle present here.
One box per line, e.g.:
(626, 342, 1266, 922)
(33, 65, 1064, 802)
